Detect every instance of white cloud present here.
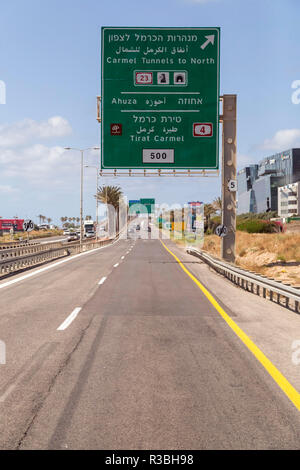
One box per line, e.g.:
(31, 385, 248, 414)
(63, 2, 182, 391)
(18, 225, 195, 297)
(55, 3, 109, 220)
(261, 128, 300, 151)
(0, 184, 18, 194)
(0, 144, 100, 191)
(1, 144, 73, 184)
(0, 116, 72, 148)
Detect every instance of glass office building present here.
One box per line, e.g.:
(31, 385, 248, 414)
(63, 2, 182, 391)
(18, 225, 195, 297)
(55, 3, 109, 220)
(237, 148, 300, 214)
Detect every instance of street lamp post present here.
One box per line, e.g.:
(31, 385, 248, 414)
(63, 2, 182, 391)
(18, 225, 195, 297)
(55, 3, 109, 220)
(85, 165, 99, 240)
(64, 147, 100, 251)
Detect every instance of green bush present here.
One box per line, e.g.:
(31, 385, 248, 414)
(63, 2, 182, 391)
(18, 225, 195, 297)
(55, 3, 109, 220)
(206, 215, 221, 233)
(237, 211, 277, 224)
(237, 220, 276, 233)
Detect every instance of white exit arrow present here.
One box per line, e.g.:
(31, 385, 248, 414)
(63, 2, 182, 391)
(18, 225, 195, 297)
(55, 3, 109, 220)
(200, 35, 215, 50)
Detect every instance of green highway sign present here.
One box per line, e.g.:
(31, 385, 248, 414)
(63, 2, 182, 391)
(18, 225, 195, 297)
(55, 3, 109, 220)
(129, 200, 140, 208)
(101, 27, 220, 169)
(140, 198, 155, 214)
(129, 198, 155, 214)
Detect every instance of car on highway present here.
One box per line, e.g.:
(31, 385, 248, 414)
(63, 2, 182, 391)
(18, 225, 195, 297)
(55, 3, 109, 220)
(67, 232, 80, 242)
(84, 232, 95, 239)
(63, 230, 70, 236)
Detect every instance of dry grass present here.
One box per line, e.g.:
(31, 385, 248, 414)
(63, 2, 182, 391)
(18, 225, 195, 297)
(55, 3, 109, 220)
(0, 229, 63, 244)
(202, 232, 300, 286)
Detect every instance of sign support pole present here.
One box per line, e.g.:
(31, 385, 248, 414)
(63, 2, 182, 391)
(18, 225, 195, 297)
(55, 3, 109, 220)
(221, 94, 237, 263)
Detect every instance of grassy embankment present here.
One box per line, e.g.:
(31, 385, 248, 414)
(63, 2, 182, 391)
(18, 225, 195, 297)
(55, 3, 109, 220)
(204, 232, 300, 285)
(0, 229, 63, 244)
(169, 230, 300, 286)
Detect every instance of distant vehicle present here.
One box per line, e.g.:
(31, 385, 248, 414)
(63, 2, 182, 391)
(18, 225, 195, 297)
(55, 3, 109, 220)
(84, 220, 95, 238)
(67, 232, 80, 242)
(136, 224, 140, 231)
(39, 224, 50, 230)
(63, 230, 70, 236)
(98, 227, 108, 237)
(85, 232, 95, 238)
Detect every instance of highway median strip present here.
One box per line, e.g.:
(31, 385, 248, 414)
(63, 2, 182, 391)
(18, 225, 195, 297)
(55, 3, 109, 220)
(160, 240, 300, 412)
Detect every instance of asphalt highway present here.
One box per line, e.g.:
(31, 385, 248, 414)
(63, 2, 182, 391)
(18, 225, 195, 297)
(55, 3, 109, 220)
(0, 233, 299, 449)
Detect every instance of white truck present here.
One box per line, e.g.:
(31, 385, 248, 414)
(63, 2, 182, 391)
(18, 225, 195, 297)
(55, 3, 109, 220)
(83, 220, 95, 238)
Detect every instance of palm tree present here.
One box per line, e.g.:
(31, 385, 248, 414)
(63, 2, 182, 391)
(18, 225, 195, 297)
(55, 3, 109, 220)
(204, 204, 216, 230)
(60, 216, 69, 228)
(96, 185, 123, 233)
(47, 218, 52, 225)
(213, 197, 222, 214)
(37, 214, 44, 225)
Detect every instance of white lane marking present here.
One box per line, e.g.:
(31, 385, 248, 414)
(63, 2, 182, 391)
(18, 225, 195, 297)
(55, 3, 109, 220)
(57, 308, 82, 331)
(121, 256, 125, 260)
(126, 251, 130, 254)
(98, 276, 107, 285)
(114, 263, 119, 268)
(0, 237, 122, 291)
(0, 384, 16, 403)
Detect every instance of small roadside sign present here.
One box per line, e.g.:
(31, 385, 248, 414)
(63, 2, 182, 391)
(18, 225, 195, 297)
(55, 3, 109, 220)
(216, 224, 228, 237)
(23, 220, 34, 232)
(227, 179, 237, 192)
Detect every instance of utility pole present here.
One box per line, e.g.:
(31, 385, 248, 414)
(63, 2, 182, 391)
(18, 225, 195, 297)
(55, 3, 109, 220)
(96, 170, 99, 240)
(80, 150, 84, 251)
(221, 95, 237, 263)
(85, 165, 99, 240)
(64, 147, 100, 252)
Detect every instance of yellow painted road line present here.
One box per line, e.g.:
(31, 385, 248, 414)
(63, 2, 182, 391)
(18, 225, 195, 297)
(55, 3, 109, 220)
(160, 240, 300, 412)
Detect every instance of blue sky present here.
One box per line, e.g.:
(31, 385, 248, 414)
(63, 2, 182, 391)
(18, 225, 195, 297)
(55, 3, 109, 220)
(0, 0, 299, 224)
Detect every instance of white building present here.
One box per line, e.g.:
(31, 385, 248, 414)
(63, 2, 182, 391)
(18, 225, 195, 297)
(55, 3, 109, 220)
(278, 181, 300, 218)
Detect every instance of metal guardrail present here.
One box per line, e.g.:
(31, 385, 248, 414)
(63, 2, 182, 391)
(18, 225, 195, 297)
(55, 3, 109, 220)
(0, 237, 115, 277)
(186, 247, 300, 314)
(0, 246, 70, 276)
(0, 241, 39, 250)
(0, 241, 65, 261)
